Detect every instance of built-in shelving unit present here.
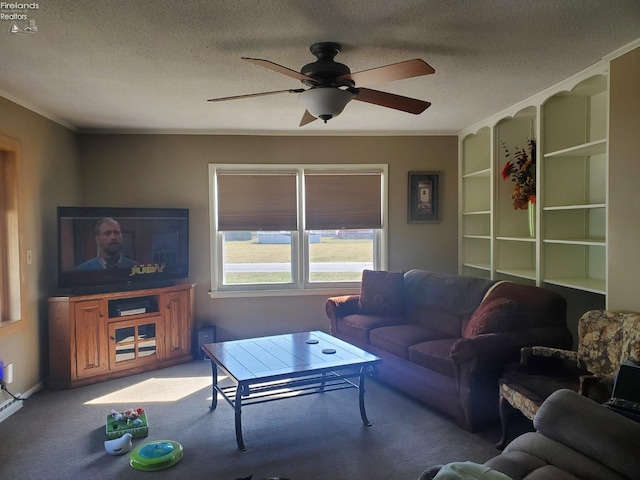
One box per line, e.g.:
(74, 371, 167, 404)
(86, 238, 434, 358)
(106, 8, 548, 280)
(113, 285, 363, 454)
(494, 106, 537, 283)
(460, 127, 492, 278)
(458, 62, 609, 301)
(541, 74, 608, 295)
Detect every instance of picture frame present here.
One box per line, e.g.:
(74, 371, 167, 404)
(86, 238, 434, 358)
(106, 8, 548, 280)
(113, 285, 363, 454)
(408, 172, 440, 223)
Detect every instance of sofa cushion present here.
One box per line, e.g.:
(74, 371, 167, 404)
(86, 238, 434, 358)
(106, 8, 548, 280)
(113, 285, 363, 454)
(411, 308, 466, 339)
(370, 324, 449, 360)
(409, 338, 457, 377)
(358, 269, 405, 317)
(463, 297, 524, 338)
(404, 269, 495, 316)
(334, 314, 404, 344)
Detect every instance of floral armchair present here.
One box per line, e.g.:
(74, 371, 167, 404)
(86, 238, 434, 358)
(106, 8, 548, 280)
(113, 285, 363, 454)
(496, 309, 640, 449)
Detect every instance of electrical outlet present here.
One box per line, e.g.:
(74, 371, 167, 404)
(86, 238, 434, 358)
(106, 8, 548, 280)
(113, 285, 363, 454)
(26, 250, 33, 265)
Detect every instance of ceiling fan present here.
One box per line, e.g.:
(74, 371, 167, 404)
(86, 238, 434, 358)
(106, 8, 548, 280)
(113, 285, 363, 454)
(207, 42, 435, 126)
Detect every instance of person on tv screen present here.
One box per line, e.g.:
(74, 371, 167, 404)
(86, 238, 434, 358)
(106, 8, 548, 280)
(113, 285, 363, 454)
(75, 217, 139, 270)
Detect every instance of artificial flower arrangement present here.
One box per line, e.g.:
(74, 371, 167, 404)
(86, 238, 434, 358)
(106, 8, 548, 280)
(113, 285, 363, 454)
(111, 407, 145, 426)
(501, 138, 536, 210)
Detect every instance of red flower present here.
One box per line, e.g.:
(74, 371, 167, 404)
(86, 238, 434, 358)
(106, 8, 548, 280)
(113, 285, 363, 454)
(501, 161, 512, 180)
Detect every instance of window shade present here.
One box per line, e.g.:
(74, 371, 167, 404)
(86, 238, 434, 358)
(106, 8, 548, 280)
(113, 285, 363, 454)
(305, 172, 382, 230)
(217, 173, 297, 231)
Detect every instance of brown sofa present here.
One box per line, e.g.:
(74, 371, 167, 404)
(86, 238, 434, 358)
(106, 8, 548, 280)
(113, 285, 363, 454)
(325, 269, 573, 431)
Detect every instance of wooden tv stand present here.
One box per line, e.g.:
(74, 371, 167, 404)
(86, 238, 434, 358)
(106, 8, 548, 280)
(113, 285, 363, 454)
(48, 283, 195, 389)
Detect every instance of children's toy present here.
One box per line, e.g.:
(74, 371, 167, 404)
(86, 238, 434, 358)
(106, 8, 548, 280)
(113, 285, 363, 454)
(104, 433, 133, 456)
(106, 408, 149, 440)
(129, 440, 183, 471)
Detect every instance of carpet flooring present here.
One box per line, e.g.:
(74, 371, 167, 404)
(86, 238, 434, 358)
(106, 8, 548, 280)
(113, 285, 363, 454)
(0, 360, 522, 480)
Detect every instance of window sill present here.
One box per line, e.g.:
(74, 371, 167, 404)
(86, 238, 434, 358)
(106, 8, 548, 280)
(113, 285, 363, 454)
(0, 319, 24, 338)
(208, 287, 360, 299)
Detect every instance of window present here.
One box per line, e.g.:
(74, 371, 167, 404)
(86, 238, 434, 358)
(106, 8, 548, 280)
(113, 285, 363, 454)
(209, 164, 388, 295)
(0, 143, 22, 328)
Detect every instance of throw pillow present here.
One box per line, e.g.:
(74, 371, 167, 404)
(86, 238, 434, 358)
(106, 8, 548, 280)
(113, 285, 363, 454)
(358, 269, 404, 317)
(464, 297, 524, 337)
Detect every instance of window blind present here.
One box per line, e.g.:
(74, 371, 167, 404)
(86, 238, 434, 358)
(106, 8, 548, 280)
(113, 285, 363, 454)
(216, 172, 297, 231)
(305, 172, 382, 230)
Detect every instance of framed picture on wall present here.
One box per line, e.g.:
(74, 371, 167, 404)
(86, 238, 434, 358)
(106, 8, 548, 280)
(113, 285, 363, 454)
(408, 172, 440, 223)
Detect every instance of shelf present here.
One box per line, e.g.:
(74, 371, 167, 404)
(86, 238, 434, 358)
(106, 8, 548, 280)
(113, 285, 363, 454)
(543, 204, 606, 211)
(544, 139, 607, 158)
(543, 238, 605, 246)
(462, 262, 491, 271)
(496, 236, 536, 243)
(463, 235, 490, 240)
(463, 210, 490, 216)
(463, 168, 491, 179)
(543, 277, 606, 295)
(496, 269, 537, 281)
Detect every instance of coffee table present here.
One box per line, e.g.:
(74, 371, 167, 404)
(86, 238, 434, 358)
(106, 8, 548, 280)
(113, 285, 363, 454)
(201, 330, 381, 450)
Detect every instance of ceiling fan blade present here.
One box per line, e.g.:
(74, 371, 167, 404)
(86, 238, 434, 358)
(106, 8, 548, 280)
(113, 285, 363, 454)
(353, 87, 431, 114)
(299, 110, 317, 127)
(242, 58, 317, 84)
(339, 59, 435, 87)
(207, 89, 304, 102)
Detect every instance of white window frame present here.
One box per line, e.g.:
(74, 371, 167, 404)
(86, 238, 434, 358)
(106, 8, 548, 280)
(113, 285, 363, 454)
(208, 164, 388, 298)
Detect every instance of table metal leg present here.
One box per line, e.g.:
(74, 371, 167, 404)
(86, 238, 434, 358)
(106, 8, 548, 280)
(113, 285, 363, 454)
(318, 371, 327, 392)
(359, 366, 372, 426)
(209, 361, 218, 411)
(234, 384, 246, 451)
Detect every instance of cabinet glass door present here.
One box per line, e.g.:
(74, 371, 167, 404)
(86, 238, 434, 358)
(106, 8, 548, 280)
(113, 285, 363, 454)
(109, 320, 159, 368)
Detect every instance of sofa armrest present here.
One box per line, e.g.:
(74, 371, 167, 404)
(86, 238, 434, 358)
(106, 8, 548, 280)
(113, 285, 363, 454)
(450, 327, 573, 366)
(325, 295, 360, 320)
(579, 373, 615, 403)
(534, 389, 640, 479)
(325, 295, 360, 333)
(520, 345, 578, 366)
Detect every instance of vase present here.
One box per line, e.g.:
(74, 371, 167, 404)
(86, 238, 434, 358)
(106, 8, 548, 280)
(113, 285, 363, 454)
(528, 200, 536, 238)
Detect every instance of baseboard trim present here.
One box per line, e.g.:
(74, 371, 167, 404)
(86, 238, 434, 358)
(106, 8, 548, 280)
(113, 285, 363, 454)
(0, 381, 41, 423)
(0, 395, 23, 423)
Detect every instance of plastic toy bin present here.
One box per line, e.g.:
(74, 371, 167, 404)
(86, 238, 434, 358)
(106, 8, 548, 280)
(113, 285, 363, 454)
(106, 411, 149, 439)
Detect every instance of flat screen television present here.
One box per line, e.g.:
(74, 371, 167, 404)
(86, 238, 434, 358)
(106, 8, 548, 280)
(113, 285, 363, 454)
(57, 206, 189, 293)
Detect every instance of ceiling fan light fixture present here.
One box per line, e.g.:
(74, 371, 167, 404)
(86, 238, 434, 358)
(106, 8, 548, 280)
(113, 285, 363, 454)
(299, 87, 353, 123)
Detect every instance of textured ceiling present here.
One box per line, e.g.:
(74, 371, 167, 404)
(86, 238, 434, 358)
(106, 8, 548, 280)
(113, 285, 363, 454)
(1, 0, 639, 135)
